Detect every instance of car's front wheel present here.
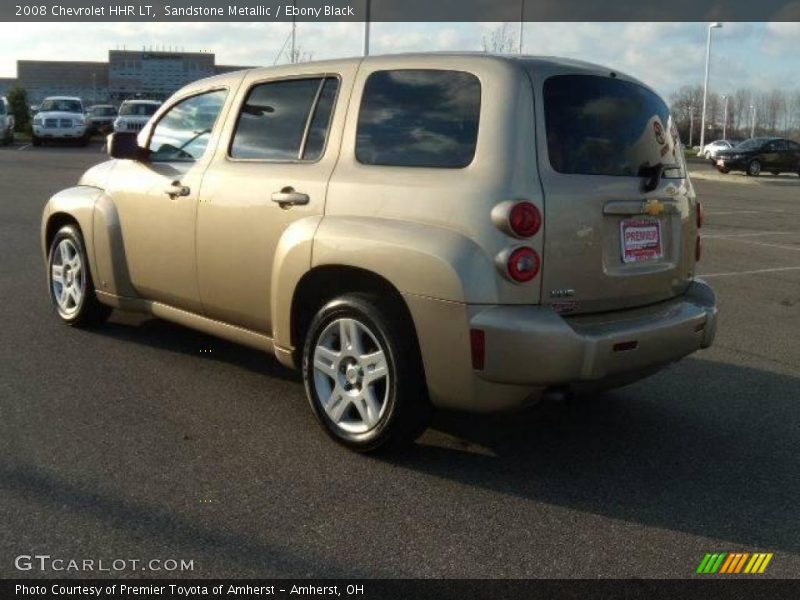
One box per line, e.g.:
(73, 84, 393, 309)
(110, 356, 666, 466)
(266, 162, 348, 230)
(32, 135, 41, 147)
(302, 293, 429, 452)
(47, 224, 111, 326)
(746, 159, 762, 176)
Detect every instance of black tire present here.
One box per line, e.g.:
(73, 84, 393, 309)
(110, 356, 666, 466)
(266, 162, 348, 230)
(770, 171, 780, 176)
(302, 293, 429, 452)
(79, 134, 90, 147)
(717, 167, 730, 174)
(32, 136, 41, 147)
(746, 159, 761, 177)
(47, 224, 112, 327)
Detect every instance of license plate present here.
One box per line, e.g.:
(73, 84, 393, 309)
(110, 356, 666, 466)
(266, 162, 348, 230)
(716, 159, 725, 166)
(620, 218, 662, 263)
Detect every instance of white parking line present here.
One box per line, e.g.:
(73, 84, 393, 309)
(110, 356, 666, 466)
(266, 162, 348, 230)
(712, 237, 800, 252)
(17, 144, 30, 151)
(702, 266, 800, 278)
(704, 231, 795, 239)
(708, 210, 763, 215)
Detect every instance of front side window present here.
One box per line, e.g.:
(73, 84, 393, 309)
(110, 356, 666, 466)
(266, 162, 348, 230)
(356, 69, 481, 168)
(0, 100, 6, 115)
(544, 75, 684, 178)
(229, 77, 338, 161)
(149, 90, 227, 162)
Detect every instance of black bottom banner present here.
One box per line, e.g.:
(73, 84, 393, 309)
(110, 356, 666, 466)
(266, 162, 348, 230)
(2, 579, 799, 600)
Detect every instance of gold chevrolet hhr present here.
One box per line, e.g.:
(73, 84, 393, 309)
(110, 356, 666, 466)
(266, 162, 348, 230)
(41, 54, 717, 451)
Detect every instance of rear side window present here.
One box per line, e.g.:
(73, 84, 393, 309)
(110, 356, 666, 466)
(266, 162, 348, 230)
(230, 76, 339, 161)
(356, 69, 481, 168)
(544, 74, 684, 178)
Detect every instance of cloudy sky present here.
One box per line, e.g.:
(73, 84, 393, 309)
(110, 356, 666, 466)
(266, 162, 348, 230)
(0, 21, 798, 98)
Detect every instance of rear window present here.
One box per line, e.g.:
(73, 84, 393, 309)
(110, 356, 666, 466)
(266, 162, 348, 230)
(356, 69, 481, 169)
(543, 75, 683, 178)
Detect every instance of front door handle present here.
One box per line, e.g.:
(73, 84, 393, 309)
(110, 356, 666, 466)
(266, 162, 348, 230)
(271, 187, 309, 207)
(165, 180, 190, 198)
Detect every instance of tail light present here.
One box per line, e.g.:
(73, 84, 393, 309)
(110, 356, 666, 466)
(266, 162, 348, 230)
(509, 202, 542, 238)
(491, 200, 542, 239)
(696, 201, 703, 229)
(505, 247, 540, 282)
(696, 236, 702, 262)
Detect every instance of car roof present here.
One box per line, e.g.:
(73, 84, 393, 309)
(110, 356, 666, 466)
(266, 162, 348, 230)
(122, 99, 160, 104)
(43, 96, 82, 101)
(180, 51, 653, 96)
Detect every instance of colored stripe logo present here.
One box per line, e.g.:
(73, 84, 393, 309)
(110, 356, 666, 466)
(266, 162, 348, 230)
(696, 552, 773, 574)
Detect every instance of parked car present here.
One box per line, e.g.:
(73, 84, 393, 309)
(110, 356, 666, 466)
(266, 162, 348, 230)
(700, 139, 734, 160)
(41, 54, 717, 451)
(32, 96, 88, 146)
(86, 104, 118, 135)
(715, 137, 800, 176)
(29, 104, 39, 116)
(0, 96, 14, 145)
(113, 99, 160, 133)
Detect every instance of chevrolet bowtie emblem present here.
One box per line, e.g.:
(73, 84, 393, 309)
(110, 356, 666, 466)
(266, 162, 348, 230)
(643, 199, 666, 216)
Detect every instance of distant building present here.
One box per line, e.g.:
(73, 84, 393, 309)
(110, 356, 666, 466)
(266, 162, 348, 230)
(17, 60, 109, 105)
(0, 77, 15, 97)
(3, 50, 255, 105)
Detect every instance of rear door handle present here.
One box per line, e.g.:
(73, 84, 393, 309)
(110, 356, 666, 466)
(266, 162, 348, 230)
(165, 180, 190, 198)
(271, 187, 309, 207)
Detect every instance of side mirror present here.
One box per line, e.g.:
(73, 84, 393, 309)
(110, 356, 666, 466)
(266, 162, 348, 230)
(107, 131, 146, 160)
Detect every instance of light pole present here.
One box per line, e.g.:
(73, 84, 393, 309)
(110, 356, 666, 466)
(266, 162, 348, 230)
(699, 22, 722, 152)
(363, 0, 370, 56)
(721, 95, 729, 139)
(750, 104, 756, 138)
(519, 0, 525, 54)
(290, 9, 296, 63)
(689, 107, 694, 147)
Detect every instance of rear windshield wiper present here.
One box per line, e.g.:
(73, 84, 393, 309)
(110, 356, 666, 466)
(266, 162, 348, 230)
(638, 162, 680, 192)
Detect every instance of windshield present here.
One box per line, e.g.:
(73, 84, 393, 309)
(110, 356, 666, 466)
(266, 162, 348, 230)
(40, 99, 83, 113)
(119, 103, 159, 116)
(91, 106, 117, 116)
(543, 74, 684, 178)
(0, 101, 5, 115)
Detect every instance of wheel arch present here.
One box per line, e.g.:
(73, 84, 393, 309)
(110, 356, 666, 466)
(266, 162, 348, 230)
(288, 265, 422, 369)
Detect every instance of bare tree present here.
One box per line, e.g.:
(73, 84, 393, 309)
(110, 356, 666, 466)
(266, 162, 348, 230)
(482, 23, 519, 54)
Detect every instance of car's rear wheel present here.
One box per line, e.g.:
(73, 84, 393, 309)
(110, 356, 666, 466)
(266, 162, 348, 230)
(302, 293, 429, 452)
(48, 224, 111, 327)
(746, 159, 761, 176)
(32, 136, 41, 147)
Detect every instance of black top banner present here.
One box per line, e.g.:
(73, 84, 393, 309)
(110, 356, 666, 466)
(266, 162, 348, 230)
(3, 0, 800, 22)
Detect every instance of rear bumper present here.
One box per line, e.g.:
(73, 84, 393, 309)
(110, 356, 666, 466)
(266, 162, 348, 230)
(406, 280, 717, 412)
(473, 280, 716, 387)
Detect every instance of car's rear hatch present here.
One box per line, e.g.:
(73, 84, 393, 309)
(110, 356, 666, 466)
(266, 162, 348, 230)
(526, 62, 697, 315)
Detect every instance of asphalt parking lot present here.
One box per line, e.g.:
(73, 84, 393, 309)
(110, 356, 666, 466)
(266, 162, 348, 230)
(1, 143, 798, 579)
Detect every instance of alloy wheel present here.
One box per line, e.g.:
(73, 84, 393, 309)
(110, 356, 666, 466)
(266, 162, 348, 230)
(51, 238, 84, 317)
(312, 317, 390, 434)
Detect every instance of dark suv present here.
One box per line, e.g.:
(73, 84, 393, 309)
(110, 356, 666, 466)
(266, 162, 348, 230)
(715, 137, 800, 176)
